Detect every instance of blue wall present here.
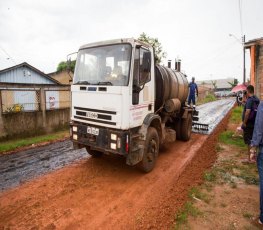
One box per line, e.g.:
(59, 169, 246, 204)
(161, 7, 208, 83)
(0, 66, 55, 84)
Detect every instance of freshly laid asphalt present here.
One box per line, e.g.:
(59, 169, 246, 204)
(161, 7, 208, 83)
(0, 98, 235, 192)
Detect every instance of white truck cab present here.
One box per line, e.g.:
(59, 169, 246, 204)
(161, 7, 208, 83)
(70, 38, 193, 172)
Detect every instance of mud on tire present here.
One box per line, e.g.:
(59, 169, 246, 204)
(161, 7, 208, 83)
(181, 113, 192, 141)
(138, 127, 159, 173)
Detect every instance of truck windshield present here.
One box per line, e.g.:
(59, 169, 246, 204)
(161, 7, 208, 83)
(74, 44, 131, 86)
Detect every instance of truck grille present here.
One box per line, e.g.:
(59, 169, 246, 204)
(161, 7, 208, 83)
(73, 106, 117, 126)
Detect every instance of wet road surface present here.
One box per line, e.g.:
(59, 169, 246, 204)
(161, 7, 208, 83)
(0, 99, 235, 192)
(193, 98, 235, 134)
(0, 141, 88, 192)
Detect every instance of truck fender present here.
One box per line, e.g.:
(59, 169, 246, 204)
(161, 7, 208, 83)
(126, 113, 162, 166)
(140, 113, 162, 141)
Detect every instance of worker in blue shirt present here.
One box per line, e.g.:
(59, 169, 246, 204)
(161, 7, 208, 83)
(188, 77, 198, 108)
(250, 101, 263, 225)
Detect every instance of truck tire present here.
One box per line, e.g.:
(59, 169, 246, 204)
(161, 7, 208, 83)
(138, 127, 159, 173)
(85, 147, 103, 158)
(181, 113, 192, 141)
(174, 119, 182, 140)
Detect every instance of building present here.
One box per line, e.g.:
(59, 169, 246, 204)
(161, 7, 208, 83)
(49, 70, 73, 85)
(245, 37, 263, 100)
(0, 62, 60, 85)
(196, 78, 235, 91)
(0, 62, 70, 139)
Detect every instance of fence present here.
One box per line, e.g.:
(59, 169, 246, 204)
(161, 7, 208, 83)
(45, 90, 70, 110)
(1, 90, 40, 113)
(1, 88, 71, 113)
(0, 83, 71, 139)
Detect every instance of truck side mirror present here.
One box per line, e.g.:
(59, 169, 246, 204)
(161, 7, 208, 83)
(142, 51, 151, 73)
(67, 58, 72, 72)
(139, 51, 151, 85)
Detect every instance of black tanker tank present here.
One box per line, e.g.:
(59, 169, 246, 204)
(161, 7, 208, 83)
(155, 65, 189, 112)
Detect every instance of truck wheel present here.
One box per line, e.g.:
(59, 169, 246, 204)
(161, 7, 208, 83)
(181, 114, 192, 141)
(174, 119, 182, 140)
(85, 147, 103, 158)
(138, 127, 159, 173)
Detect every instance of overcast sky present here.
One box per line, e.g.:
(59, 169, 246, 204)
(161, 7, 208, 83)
(0, 0, 262, 82)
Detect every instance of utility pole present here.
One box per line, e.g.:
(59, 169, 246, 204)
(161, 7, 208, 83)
(242, 35, 246, 84)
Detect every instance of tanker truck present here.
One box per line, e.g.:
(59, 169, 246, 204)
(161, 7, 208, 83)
(70, 38, 194, 172)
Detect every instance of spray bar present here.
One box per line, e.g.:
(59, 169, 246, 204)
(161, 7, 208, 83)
(192, 122, 209, 132)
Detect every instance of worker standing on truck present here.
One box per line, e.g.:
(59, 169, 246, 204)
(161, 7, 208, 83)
(188, 77, 198, 108)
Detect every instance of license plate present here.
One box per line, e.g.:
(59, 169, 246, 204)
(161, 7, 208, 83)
(87, 126, 99, 136)
(86, 112, 98, 119)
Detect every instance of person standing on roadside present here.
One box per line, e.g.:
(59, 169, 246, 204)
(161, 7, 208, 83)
(250, 101, 263, 225)
(188, 77, 198, 108)
(242, 85, 260, 163)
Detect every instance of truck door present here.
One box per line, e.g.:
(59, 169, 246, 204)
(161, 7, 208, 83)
(130, 47, 154, 127)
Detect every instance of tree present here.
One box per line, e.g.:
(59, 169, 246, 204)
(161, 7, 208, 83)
(138, 32, 167, 64)
(227, 78, 239, 89)
(57, 60, 76, 73)
(211, 80, 217, 90)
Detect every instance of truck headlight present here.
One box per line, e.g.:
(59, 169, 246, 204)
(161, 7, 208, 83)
(73, 126, 78, 132)
(110, 143, 117, 150)
(73, 134, 78, 140)
(111, 133, 117, 141)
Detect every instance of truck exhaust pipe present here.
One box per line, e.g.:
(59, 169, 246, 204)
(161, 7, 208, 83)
(168, 60, 171, 68)
(177, 59, 181, 72)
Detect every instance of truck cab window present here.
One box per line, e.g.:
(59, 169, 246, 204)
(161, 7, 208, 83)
(133, 48, 151, 87)
(74, 44, 131, 86)
(140, 48, 151, 84)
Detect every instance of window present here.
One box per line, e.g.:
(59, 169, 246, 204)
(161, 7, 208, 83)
(74, 44, 131, 86)
(133, 48, 151, 86)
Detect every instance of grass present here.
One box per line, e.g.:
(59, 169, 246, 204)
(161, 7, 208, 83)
(219, 131, 246, 149)
(0, 130, 69, 153)
(189, 187, 210, 203)
(230, 106, 243, 124)
(175, 202, 202, 229)
(198, 93, 217, 105)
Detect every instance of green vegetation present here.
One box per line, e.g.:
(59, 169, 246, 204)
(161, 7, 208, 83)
(175, 202, 202, 229)
(219, 131, 246, 148)
(57, 60, 76, 73)
(230, 106, 243, 124)
(228, 78, 239, 89)
(138, 32, 167, 64)
(173, 105, 258, 228)
(204, 171, 217, 182)
(189, 187, 210, 203)
(198, 93, 217, 105)
(0, 130, 69, 153)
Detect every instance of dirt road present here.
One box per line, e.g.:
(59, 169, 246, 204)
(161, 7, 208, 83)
(0, 99, 234, 229)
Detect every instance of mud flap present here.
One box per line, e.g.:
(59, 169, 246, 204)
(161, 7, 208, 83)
(126, 145, 144, 166)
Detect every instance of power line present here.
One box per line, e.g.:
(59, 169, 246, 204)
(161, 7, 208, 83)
(0, 46, 16, 65)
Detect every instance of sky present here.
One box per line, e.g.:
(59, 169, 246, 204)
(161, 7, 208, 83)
(0, 0, 262, 82)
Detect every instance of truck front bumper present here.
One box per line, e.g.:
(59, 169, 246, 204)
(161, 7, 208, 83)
(70, 121, 129, 155)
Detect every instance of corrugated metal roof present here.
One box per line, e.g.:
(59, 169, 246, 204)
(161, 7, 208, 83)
(0, 62, 60, 85)
(245, 37, 263, 48)
(196, 78, 235, 89)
